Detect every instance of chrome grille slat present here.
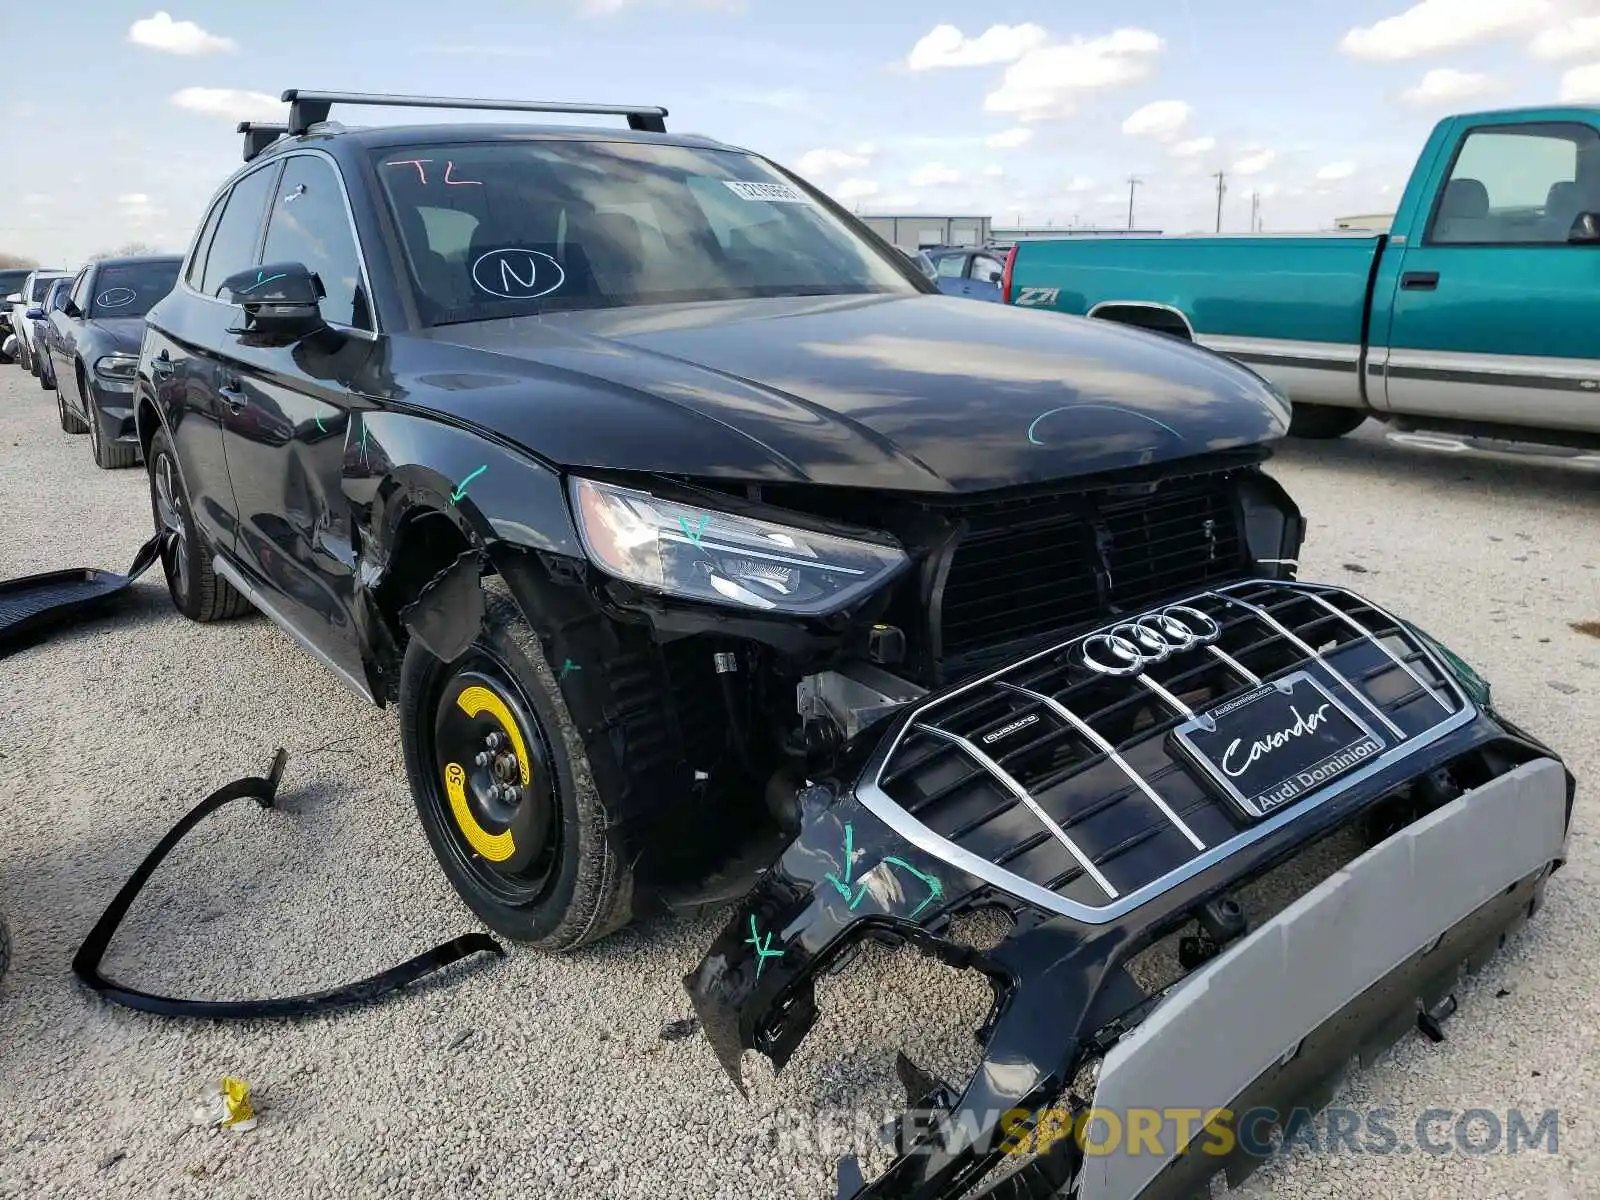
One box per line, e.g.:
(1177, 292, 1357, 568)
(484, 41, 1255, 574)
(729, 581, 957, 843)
(1299, 591, 1455, 714)
(996, 682, 1208, 852)
(856, 579, 1475, 924)
(1207, 644, 1260, 684)
(913, 723, 1119, 898)
(1206, 589, 1407, 740)
(1135, 673, 1195, 718)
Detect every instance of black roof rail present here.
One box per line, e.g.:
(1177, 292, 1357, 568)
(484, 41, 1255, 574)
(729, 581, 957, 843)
(279, 89, 668, 136)
(238, 121, 289, 162)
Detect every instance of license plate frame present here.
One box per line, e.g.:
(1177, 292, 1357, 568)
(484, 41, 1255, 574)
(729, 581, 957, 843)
(1169, 670, 1388, 820)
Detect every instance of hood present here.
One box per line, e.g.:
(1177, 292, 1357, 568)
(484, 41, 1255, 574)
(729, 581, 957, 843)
(414, 293, 1289, 494)
(89, 317, 146, 353)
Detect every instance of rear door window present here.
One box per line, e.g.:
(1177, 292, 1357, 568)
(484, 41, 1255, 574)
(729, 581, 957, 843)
(186, 192, 227, 289)
(200, 164, 279, 296)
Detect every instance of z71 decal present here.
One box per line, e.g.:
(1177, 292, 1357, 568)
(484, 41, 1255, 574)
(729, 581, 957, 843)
(1014, 287, 1061, 308)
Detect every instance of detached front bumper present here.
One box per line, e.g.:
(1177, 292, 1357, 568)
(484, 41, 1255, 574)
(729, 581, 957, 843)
(684, 579, 1574, 1200)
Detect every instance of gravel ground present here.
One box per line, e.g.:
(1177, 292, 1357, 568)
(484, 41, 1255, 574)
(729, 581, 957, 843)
(1, 366, 1598, 1200)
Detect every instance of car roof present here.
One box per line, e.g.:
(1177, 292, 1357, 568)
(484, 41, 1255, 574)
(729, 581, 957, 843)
(91, 255, 183, 268)
(260, 121, 744, 161)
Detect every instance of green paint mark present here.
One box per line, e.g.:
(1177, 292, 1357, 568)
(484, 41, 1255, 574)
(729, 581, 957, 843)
(678, 513, 710, 549)
(881, 857, 944, 917)
(822, 822, 943, 918)
(559, 658, 581, 679)
(746, 915, 783, 978)
(451, 465, 488, 504)
(822, 822, 861, 902)
(239, 271, 287, 294)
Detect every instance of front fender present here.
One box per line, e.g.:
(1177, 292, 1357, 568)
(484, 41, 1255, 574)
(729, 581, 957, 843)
(348, 409, 582, 566)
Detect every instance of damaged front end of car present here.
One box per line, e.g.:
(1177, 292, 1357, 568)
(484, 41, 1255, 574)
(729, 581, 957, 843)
(684, 580, 1574, 1200)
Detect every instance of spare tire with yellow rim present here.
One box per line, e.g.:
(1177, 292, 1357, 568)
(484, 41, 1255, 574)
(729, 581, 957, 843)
(399, 581, 633, 950)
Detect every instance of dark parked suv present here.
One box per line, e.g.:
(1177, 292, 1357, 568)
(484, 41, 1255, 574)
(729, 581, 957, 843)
(48, 255, 182, 467)
(134, 91, 1571, 1200)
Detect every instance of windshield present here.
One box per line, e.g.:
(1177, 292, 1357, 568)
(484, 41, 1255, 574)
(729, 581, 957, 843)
(370, 139, 917, 324)
(1, 269, 30, 300)
(88, 260, 180, 318)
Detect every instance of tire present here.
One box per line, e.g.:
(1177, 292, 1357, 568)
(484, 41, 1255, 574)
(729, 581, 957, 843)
(85, 388, 141, 469)
(1288, 403, 1367, 440)
(400, 579, 634, 950)
(147, 425, 251, 622)
(16, 338, 32, 374)
(57, 390, 88, 434)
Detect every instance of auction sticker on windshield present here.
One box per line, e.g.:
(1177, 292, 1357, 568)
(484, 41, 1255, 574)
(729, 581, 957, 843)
(723, 181, 813, 204)
(1170, 671, 1386, 820)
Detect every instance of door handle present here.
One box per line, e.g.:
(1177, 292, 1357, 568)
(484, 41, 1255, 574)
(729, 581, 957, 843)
(218, 384, 248, 411)
(1400, 271, 1439, 291)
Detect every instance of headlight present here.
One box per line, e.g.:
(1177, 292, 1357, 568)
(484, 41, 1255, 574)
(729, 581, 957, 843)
(568, 477, 909, 616)
(94, 354, 139, 382)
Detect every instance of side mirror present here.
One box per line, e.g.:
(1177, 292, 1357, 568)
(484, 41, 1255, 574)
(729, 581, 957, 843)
(985, 269, 1003, 284)
(24, 306, 44, 320)
(62, 299, 81, 318)
(3, 293, 19, 304)
(1568, 212, 1600, 243)
(218, 261, 327, 339)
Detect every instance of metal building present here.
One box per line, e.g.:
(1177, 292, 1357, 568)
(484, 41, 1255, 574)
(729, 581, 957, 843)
(990, 224, 1162, 241)
(858, 214, 991, 251)
(1333, 213, 1395, 231)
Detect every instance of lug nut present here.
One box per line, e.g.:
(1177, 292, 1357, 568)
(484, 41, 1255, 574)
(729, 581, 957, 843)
(501, 786, 521, 804)
(486, 732, 506, 750)
(474, 751, 492, 767)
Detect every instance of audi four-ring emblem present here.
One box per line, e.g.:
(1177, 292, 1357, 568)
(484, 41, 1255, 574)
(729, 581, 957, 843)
(1079, 605, 1222, 676)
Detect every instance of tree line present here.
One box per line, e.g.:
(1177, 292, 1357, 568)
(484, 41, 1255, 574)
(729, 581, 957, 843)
(1, 241, 164, 269)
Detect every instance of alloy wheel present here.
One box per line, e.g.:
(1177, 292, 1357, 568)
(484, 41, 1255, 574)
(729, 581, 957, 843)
(153, 453, 189, 599)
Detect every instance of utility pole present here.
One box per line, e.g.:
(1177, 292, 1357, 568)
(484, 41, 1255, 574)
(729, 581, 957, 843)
(1250, 191, 1260, 232)
(1212, 171, 1226, 232)
(1126, 175, 1142, 230)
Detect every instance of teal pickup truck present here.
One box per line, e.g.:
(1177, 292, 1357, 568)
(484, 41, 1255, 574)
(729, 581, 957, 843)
(1001, 105, 1600, 446)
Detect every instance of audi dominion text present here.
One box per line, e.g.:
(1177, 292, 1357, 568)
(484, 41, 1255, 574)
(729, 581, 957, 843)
(128, 92, 1573, 1199)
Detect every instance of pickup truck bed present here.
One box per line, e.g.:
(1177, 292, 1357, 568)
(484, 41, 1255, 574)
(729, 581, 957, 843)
(1003, 104, 1600, 449)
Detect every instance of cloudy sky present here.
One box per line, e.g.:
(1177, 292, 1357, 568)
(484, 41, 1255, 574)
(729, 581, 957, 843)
(4, 0, 1599, 264)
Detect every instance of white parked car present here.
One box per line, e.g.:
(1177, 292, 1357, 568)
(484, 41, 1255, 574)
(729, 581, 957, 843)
(6, 268, 68, 374)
